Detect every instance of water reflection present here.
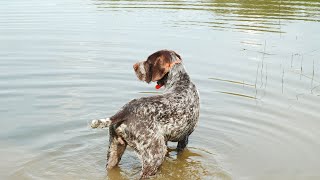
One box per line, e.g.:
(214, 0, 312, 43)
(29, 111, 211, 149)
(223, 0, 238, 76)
(93, 0, 320, 33)
(106, 148, 230, 180)
(159, 148, 231, 180)
(210, 0, 320, 33)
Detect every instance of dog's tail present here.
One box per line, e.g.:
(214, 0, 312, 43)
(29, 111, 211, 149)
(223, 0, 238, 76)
(90, 118, 112, 129)
(91, 103, 131, 129)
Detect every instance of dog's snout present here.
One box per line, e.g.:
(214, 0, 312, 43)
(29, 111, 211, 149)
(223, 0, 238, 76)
(133, 63, 139, 71)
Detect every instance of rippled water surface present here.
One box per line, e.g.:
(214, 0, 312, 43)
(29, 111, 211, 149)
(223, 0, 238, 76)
(1, 0, 320, 179)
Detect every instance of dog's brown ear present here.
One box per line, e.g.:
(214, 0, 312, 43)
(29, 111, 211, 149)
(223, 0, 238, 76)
(171, 51, 182, 61)
(151, 55, 181, 82)
(151, 56, 169, 82)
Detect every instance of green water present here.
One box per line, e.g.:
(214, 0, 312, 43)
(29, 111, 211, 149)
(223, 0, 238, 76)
(1, 0, 320, 179)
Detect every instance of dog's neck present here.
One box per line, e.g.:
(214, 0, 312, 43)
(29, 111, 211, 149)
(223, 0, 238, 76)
(164, 63, 190, 91)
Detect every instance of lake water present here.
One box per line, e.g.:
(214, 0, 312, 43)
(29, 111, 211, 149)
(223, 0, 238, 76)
(1, 0, 320, 179)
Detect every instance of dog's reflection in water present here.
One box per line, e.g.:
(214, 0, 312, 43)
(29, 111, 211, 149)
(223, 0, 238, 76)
(106, 148, 231, 180)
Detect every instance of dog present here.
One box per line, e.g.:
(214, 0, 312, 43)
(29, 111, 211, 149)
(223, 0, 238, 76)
(91, 50, 200, 179)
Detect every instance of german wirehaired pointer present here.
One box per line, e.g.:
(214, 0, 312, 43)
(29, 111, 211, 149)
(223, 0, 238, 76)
(91, 50, 200, 179)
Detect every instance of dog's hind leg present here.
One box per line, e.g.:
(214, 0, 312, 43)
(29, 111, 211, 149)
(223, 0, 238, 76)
(106, 127, 127, 169)
(139, 135, 167, 179)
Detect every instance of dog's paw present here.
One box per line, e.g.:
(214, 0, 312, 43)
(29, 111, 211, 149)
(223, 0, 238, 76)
(91, 118, 111, 129)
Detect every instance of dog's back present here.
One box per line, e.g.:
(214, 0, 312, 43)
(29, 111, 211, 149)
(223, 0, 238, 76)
(112, 63, 199, 142)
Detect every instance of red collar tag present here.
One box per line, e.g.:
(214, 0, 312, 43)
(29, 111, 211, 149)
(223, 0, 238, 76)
(155, 84, 163, 89)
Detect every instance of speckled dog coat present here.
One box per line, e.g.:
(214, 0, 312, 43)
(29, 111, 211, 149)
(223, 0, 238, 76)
(91, 50, 200, 179)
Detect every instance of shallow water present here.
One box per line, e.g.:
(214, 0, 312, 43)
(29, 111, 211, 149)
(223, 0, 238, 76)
(1, 0, 320, 179)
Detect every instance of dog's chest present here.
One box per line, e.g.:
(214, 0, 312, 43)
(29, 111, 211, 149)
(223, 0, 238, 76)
(160, 87, 200, 141)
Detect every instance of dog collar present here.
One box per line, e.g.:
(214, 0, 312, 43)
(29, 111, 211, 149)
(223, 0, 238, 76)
(155, 73, 169, 89)
(155, 84, 163, 89)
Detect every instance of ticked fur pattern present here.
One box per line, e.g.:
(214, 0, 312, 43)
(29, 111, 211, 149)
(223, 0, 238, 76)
(91, 50, 200, 179)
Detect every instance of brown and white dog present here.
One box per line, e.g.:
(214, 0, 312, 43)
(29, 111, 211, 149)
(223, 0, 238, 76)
(91, 50, 200, 179)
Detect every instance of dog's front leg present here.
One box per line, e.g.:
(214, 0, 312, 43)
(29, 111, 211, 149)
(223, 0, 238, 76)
(139, 135, 167, 179)
(177, 135, 189, 152)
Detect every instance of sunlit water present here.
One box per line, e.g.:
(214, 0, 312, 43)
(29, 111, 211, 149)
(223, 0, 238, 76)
(1, 0, 320, 179)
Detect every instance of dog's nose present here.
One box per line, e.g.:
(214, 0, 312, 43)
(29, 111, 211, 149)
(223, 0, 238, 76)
(133, 63, 139, 71)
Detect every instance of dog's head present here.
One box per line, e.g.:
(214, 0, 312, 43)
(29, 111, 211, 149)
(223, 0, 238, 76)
(133, 50, 182, 86)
